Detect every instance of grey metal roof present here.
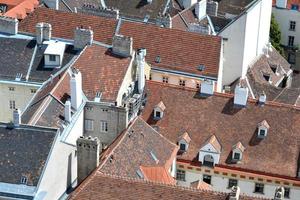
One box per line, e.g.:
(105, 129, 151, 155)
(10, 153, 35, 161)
(0, 124, 57, 186)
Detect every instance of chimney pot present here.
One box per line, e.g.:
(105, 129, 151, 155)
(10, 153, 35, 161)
(0, 16, 18, 35)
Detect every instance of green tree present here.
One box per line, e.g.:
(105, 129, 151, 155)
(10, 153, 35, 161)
(270, 14, 284, 55)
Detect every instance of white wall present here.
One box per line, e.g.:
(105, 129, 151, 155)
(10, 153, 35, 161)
(273, 7, 300, 47)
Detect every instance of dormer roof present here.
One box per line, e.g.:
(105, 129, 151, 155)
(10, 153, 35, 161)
(202, 135, 221, 153)
(258, 120, 270, 129)
(178, 131, 191, 144)
(232, 142, 245, 152)
(155, 101, 166, 111)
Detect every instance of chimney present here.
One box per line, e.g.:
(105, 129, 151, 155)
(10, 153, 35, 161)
(77, 136, 101, 184)
(229, 186, 240, 200)
(64, 100, 72, 122)
(206, 0, 218, 16)
(195, 0, 207, 20)
(182, 0, 197, 9)
(258, 92, 266, 105)
(0, 16, 18, 35)
(43, 23, 52, 41)
(13, 109, 21, 127)
(276, 0, 287, 9)
(70, 69, 83, 110)
(274, 187, 284, 200)
(43, 0, 59, 10)
(234, 84, 249, 107)
(74, 27, 93, 50)
(200, 79, 215, 96)
(147, 0, 153, 4)
(137, 48, 146, 94)
(112, 34, 133, 57)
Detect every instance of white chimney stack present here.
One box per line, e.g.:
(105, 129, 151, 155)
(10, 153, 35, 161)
(36, 22, 52, 45)
(200, 79, 214, 96)
(258, 92, 266, 105)
(13, 109, 21, 127)
(65, 100, 72, 122)
(70, 69, 83, 110)
(276, 0, 287, 9)
(195, 0, 207, 20)
(229, 186, 240, 200)
(183, 0, 197, 9)
(234, 84, 249, 107)
(137, 48, 146, 94)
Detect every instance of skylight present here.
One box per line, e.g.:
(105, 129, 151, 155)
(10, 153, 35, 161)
(150, 151, 159, 163)
(136, 169, 144, 179)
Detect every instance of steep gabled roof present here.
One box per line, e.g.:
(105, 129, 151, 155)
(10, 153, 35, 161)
(202, 135, 221, 153)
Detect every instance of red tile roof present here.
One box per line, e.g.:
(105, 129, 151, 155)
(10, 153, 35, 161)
(140, 166, 176, 185)
(2, 0, 38, 19)
(69, 172, 268, 200)
(19, 7, 222, 78)
(73, 44, 132, 102)
(142, 81, 300, 179)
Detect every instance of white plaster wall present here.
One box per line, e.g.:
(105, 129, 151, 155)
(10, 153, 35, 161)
(44, 55, 60, 67)
(257, 0, 272, 54)
(64, 110, 84, 145)
(179, 169, 300, 200)
(0, 82, 40, 122)
(272, 7, 300, 47)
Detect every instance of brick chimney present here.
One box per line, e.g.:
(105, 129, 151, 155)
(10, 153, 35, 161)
(77, 136, 101, 184)
(206, 0, 218, 16)
(0, 16, 18, 35)
(137, 48, 146, 94)
(70, 68, 83, 110)
(74, 27, 93, 50)
(112, 34, 133, 57)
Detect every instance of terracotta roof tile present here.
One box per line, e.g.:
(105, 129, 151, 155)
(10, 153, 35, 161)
(190, 180, 213, 190)
(203, 135, 222, 153)
(73, 44, 132, 102)
(142, 81, 300, 178)
(155, 101, 166, 111)
(70, 172, 268, 200)
(20, 7, 222, 77)
(140, 166, 176, 185)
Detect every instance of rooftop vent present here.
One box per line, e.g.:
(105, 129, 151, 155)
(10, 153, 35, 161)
(20, 176, 27, 185)
(200, 79, 215, 96)
(150, 151, 159, 164)
(44, 41, 66, 68)
(155, 56, 161, 63)
(15, 73, 22, 81)
(258, 92, 266, 105)
(257, 120, 270, 139)
(136, 169, 144, 179)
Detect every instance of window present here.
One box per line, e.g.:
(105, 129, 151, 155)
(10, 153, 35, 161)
(284, 187, 290, 198)
(100, 120, 108, 132)
(228, 179, 238, 189)
(162, 76, 169, 83)
(9, 100, 15, 109)
(254, 183, 264, 194)
(30, 89, 37, 94)
(203, 154, 214, 167)
(290, 21, 296, 31)
(49, 55, 56, 62)
(20, 176, 27, 184)
(179, 79, 186, 87)
(84, 119, 94, 131)
(288, 36, 295, 47)
(203, 174, 211, 185)
(8, 87, 15, 91)
(291, 4, 299, 10)
(263, 74, 271, 82)
(259, 129, 266, 137)
(155, 111, 161, 118)
(196, 83, 200, 89)
(288, 53, 296, 64)
(176, 169, 186, 181)
(179, 143, 186, 151)
(233, 152, 241, 160)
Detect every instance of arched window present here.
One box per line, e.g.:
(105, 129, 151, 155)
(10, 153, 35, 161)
(203, 155, 214, 167)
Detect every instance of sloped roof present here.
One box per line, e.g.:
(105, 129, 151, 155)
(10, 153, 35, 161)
(178, 131, 191, 144)
(232, 141, 245, 152)
(202, 135, 221, 153)
(98, 117, 178, 183)
(69, 172, 268, 200)
(155, 101, 166, 111)
(19, 7, 222, 78)
(140, 166, 176, 185)
(142, 81, 300, 178)
(258, 120, 270, 129)
(0, 123, 57, 186)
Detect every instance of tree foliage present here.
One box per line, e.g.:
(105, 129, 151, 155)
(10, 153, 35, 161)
(270, 14, 284, 55)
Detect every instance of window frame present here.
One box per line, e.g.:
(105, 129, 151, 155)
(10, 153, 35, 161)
(290, 21, 296, 31)
(49, 54, 56, 62)
(233, 152, 241, 160)
(254, 183, 264, 194)
(8, 87, 15, 91)
(203, 174, 212, 185)
(288, 36, 295, 47)
(228, 179, 238, 189)
(176, 169, 186, 181)
(9, 100, 15, 109)
(100, 120, 108, 133)
(179, 143, 186, 151)
(284, 187, 290, 198)
(179, 79, 186, 87)
(84, 119, 94, 131)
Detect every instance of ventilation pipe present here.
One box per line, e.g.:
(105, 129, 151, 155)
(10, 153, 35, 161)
(137, 48, 146, 94)
(70, 69, 83, 110)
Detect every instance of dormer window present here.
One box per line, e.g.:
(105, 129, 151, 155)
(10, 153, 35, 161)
(232, 142, 245, 162)
(178, 132, 191, 152)
(44, 41, 66, 68)
(153, 101, 166, 120)
(257, 120, 270, 139)
(199, 135, 221, 167)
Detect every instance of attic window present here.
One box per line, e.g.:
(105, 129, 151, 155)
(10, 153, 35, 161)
(257, 120, 270, 139)
(153, 101, 166, 120)
(197, 65, 206, 71)
(178, 132, 191, 152)
(262, 73, 272, 83)
(232, 142, 245, 161)
(20, 176, 27, 184)
(180, 143, 186, 151)
(233, 152, 241, 160)
(155, 56, 161, 63)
